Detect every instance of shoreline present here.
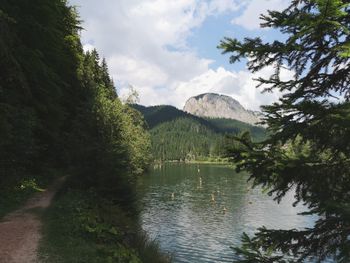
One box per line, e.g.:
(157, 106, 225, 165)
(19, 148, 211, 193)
(153, 159, 235, 166)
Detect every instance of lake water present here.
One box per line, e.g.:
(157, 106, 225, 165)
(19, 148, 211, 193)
(137, 163, 316, 262)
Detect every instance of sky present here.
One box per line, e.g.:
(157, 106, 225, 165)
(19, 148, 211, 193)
(69, 0, 292, 111)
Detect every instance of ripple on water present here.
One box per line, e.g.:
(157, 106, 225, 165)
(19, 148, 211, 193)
(139, 164, 317, 263)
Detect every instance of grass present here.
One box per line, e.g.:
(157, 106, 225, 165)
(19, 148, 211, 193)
(0, 168, 60, 219)
(39, 184, 172, 263)
(133, 232, 173, 263)
(0, 188, 35, 219)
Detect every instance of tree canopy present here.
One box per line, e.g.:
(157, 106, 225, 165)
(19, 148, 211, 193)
(219, 0, 350, 262)
(0, 1, 153, 260)
(132, 104, 266, 161)
(0, 0, 151, 209)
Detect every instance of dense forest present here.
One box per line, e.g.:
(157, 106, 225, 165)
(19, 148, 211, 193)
(3, 0, 348, 262)
(219, 0, 350, 261)
(0, 1, 168, 262)
(132, 104, 266, 161)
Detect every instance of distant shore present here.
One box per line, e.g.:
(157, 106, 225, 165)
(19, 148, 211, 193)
(153, 158, 234, 166)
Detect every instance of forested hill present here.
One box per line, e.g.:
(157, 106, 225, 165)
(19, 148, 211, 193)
(0, 2, 169, 262)
(131, 104, 266, 161)
(131, 104, 217, 130)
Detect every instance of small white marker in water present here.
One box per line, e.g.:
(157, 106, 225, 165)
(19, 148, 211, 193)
(171, 192, 175, 199)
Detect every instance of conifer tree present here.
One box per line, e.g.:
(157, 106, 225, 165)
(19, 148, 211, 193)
(219, 0, 350, 262)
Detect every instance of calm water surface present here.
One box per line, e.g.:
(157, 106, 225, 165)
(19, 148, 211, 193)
(138, 163, 316, 263)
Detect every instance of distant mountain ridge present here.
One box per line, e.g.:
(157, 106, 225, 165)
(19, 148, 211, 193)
(131, 104, 217, 130)
(183, 93, 261, 125)
(131, 104, 266, 161)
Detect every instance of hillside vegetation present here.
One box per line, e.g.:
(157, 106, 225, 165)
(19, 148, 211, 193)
(219, 0, 350, 261)
(131, 104, 266, 161)
(0, 1, 168, 262)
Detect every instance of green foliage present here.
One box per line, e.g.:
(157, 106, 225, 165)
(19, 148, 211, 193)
(233, 232, 288, 263)
(131, 104, 215, 129)
(123, 107, 152, 174)
(1, 0, 157, 261)
(132, 104, 266, 161)
(40, 189, 141, 263)
(67, 49, 151, 203)
(220, 0, 350, 262)
(0, 178, 42, 218)
(205, 117, 266, 142)
(150, 117, 223, 161)
(0, 0, 83, 195)
(40, 187, 171, 263)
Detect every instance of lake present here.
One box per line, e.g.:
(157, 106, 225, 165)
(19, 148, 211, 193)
(137, 163, 316, 263)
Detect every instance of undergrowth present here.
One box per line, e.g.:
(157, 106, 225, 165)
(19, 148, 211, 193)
(0, 170, 57, 218)
(39, 185, 172, 263)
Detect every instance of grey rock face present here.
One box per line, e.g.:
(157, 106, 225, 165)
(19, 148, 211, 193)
(183, 93, 261, 125)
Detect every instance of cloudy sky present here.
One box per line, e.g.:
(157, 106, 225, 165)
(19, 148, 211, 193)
(69, 0, 291, 111)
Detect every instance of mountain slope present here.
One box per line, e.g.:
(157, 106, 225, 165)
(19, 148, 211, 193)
(183, 93, 261, 125)
(131, 104, 217, 130)
(131, 104, 266, 161)
(150, 118, 225, 161)
(205, 117, 266, 142)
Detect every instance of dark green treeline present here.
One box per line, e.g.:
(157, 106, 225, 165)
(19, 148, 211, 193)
(132, 104, 266, 161)
(0, 0, 150, 199)
(0, 1, 168, 262)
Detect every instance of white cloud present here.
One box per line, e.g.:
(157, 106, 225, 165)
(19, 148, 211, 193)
(70, 0, 287, 111)
(121, 65, 293, 111)
(232, 0, 289, 30)
(181, 65, 293, 111)
(70, 0, 238, 92)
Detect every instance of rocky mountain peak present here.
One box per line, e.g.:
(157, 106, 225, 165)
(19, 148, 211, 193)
(183, 93, 261, 125)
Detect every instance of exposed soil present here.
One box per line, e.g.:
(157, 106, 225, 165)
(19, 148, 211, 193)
(0, 177, 65, 263)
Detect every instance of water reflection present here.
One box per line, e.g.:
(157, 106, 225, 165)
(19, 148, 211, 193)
(138, 163, 316, 263)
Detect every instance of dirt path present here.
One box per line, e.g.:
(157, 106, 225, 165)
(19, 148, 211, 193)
(0, 177, 65, 263)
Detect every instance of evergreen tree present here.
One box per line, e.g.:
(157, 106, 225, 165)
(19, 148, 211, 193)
(219, 0, 350, 262)
(132, 104, 266, 161)
(0, 0, 83, 183)
(0, 0, 151, 208)
(0, 1, 157, 261)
